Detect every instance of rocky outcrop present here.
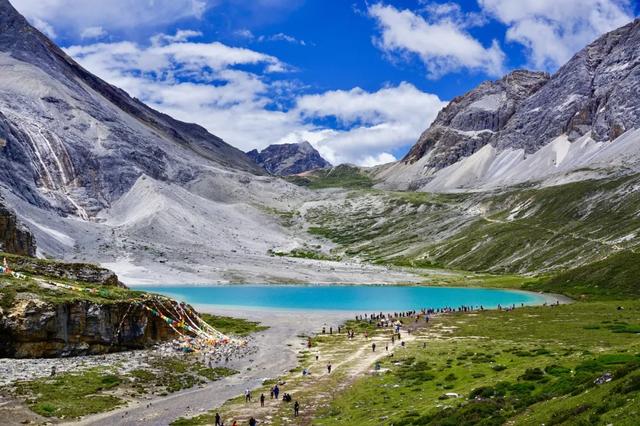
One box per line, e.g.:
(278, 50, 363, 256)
(0, 294, 175, 358)
(5, 254, 123, 287)
(247, 141, 331, 175)
(0, 201, 35, 256)
(403, 70, 549, 168)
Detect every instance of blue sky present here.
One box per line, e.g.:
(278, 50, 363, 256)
(11, 0, 640, 165)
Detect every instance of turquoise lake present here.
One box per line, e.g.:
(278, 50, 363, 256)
(137, 285, 546, 312)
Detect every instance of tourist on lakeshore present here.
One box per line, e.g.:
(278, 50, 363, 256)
(385, 344, 388, 351)
(249, 417, 257, 426)
(274, 384, 280, 399)
(245, 389, 251, 402)
(260, 393, 265, 407)
(327, 363, 332, 374)
(215, 412, 221, 426)
(270, 387, 274, 399)
(294, 401, 300, 417)
(372, 343, 376, 352)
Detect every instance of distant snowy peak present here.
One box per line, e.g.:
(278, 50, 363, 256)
(247, 141, 332, 176)
(384, 18, 640, 192)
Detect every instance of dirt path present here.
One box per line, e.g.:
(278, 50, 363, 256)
(214, 329, 416, 425)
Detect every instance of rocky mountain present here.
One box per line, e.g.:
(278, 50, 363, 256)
(0, 0, 262, 219)
(247, 141, 331, 175)
(379, 18, 640, 192)
(0, 0, 328, 284)
(402, 70, 550, 168)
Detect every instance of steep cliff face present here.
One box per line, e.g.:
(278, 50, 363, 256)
(0, 201, 35, 256)
(247, 141, 332, 176)
(0, 295, 175, 358)
(0, 254, 181, 358)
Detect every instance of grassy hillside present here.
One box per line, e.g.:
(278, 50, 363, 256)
(300, 174, 640, 277)
(528, 250, 640, 299)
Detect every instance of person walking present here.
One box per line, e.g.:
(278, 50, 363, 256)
(274, 384, 280, 399)
(372, 342, 376, 352)
(245, 388, 251, 403)
(260, 393, 265, 407)
(294, 401, 300, 417)
(215, 412, 222, 426)
(327, 363, 332, 374)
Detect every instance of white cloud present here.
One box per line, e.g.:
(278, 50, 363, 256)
(65, 35, 286, 79)
(360, 152, 397, 167)
(258, 32, 307, 46)
(290, 83, 446, 165)
(11, 0, 211, 39)
(234, 29, 255, 39)
(80, 26, 106, 40)
(478, 0, 634, 69)
(64, 31, 445, 167)
(30, 16, 57, 38)
(150, 30, 203, 45)
(368, 3, 505, 78)
(420, 2, 488, 28)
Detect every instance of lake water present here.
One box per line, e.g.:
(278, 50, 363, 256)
(137, 285, 546, 312)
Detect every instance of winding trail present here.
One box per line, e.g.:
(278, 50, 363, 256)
(482, 215, 625, 250)
(213, 328, 416, 425)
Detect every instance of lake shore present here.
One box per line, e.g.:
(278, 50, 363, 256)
(104, 256, 428, 286)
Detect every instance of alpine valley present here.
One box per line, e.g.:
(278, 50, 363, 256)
(1, 0, 640, 425)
